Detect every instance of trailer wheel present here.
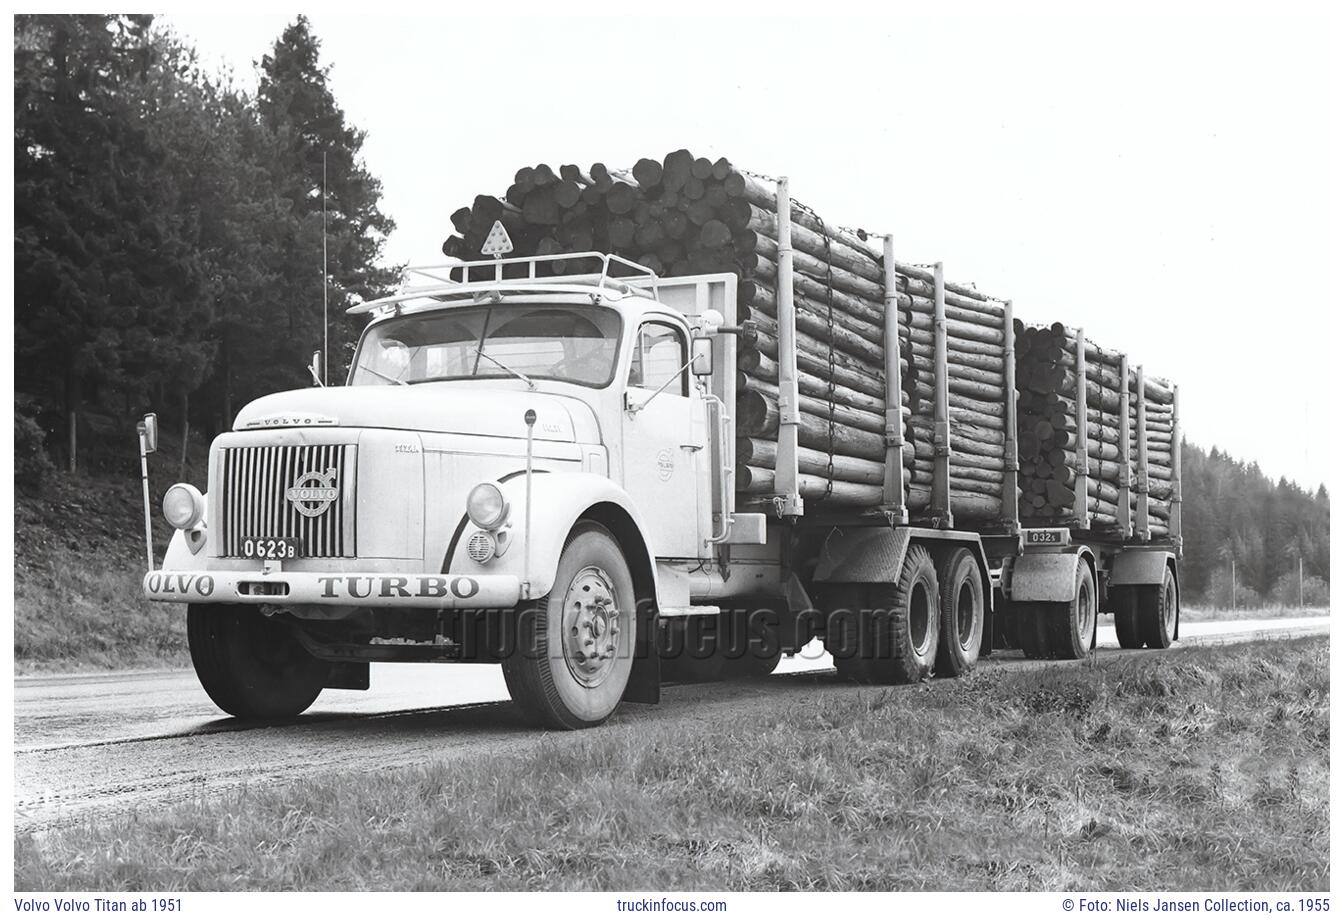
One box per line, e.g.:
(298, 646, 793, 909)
(1138, 567, 1178, 649)
(935, 548, 984, 678)
(1015, 603, 1052, 659)
(188, 604, 330, 720)
(866, 544, 941, 684)
(1047, 562, 1097, 660)
(1111, 588, 1145, 649)
(502, 523, 635, 729)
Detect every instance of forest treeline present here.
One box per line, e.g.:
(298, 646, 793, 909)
(14, 14, 396, 478)
(11, 16, 1327, 607)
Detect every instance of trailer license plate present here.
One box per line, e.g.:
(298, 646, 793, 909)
(1025, 529, 1066, 546)
(242, 537, 301, 560)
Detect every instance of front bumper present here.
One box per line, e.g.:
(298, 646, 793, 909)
(143, 569, 522, 609)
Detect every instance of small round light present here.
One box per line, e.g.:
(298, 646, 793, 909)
(466, 530, 496, 564)
(162, 483, 205, 530)
(466, 482, 508, 529)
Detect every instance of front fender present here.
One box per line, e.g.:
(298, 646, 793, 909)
(445, 472, 660, 605)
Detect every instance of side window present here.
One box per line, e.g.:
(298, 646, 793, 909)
(628, 322, 687, 395)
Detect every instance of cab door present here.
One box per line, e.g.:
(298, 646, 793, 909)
(621, 319, 703, 559)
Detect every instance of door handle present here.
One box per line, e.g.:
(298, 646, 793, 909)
(679, 444, 703, 452)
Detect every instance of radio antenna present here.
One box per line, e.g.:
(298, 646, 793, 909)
(322, 150, 329, 384)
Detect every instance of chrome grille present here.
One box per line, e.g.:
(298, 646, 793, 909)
(216, 444, 356, 557)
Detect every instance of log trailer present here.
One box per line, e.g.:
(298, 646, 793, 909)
(140, 179, 1182, 730)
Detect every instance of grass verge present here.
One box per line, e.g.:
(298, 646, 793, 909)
(14, 434, 205, 672)
(15, 636, 1328, 891)
(1181, 605, 1329, 623)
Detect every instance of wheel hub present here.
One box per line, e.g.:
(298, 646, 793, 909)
(562, 565, 621, 688)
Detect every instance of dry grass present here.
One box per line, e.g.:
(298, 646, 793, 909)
(15, 636, 1328, 892)
(1182, 605, 1329, 623)
(14, 437, 204, 672)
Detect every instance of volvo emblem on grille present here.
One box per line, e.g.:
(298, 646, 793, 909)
(286, 468, 340, 518)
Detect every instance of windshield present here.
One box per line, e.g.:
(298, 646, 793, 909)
(349, 304, 623, 388)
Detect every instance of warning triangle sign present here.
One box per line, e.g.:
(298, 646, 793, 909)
(481, 220, 514, 257)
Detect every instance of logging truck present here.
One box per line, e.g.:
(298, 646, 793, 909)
(139, 181, 1182, 730)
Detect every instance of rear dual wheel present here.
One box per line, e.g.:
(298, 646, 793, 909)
(826, 545, 981, 683)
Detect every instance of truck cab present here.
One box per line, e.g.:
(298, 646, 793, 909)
(145, 253, 747, 729)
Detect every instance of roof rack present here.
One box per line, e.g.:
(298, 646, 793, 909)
(348, 251, 660, 316)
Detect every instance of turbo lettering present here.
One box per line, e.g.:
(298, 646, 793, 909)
(450, 576, 480, 599)
(418, 576, 448, 598)
(381, 576, 412, 598)
(346, 577, 374, 599)
(319, 576, 340, 598)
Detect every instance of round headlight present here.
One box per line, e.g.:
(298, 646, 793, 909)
(162, 483, 205, 530)
(466, 482, 509, 530)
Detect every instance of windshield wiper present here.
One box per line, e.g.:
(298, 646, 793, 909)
(475, 348, 536, 390)
(355, 363, 408, 386)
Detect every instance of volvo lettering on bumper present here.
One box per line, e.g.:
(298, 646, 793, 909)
(142, 570, 522, 608)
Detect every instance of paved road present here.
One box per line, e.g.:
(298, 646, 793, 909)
(14, 615, 1328, 833)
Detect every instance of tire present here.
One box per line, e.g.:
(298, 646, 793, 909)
(866, 544, 941, 684)
(1015, 603, 1052, 660)
(1138, 567, 1178, 649)
(502, 523, 636, 729)
(935, 548, 984, 678)
(721, 610, 783, 680)
(188, 604, 330, 720)
(1112, 587, 1145, 649)
(823, 584, 876, 683)
(1047, 562, 1097, 660)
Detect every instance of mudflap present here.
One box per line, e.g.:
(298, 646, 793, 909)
(324, 661, 369, 691)
(622, 598, 661, 704)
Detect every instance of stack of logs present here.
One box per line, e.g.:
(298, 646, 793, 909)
(1014, 322, 1175, 534)
(440, 150, 1015, 523)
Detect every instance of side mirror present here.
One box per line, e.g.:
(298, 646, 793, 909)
(308, 350, 324, 387)
(138, 413, 158, 454)
(691, 337, 713, 377)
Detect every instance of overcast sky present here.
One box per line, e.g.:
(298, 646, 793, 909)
(163, 7, 1337, 491)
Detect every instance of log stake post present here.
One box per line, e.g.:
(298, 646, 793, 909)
(1117, 353, 1133, 537)
(772, 177, 803, 518)
(932, 262, 952, 528)
(1000, 299, 1019, 531)
(1073, 329, 1089, 528)
(1135, 365, 1150, 540)
(1171, 384, 1182, 554)
(880, 234, 908, 524)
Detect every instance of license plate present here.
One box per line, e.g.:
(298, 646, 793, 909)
(241, 537, 301, 560)
(1024, 528, 1067, 546)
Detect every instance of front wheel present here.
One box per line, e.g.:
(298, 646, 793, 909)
(188, 604, 331, 720)
(502, 523, 636, 729)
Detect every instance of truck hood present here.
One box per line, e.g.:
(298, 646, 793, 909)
(234, 384, 586, 442)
